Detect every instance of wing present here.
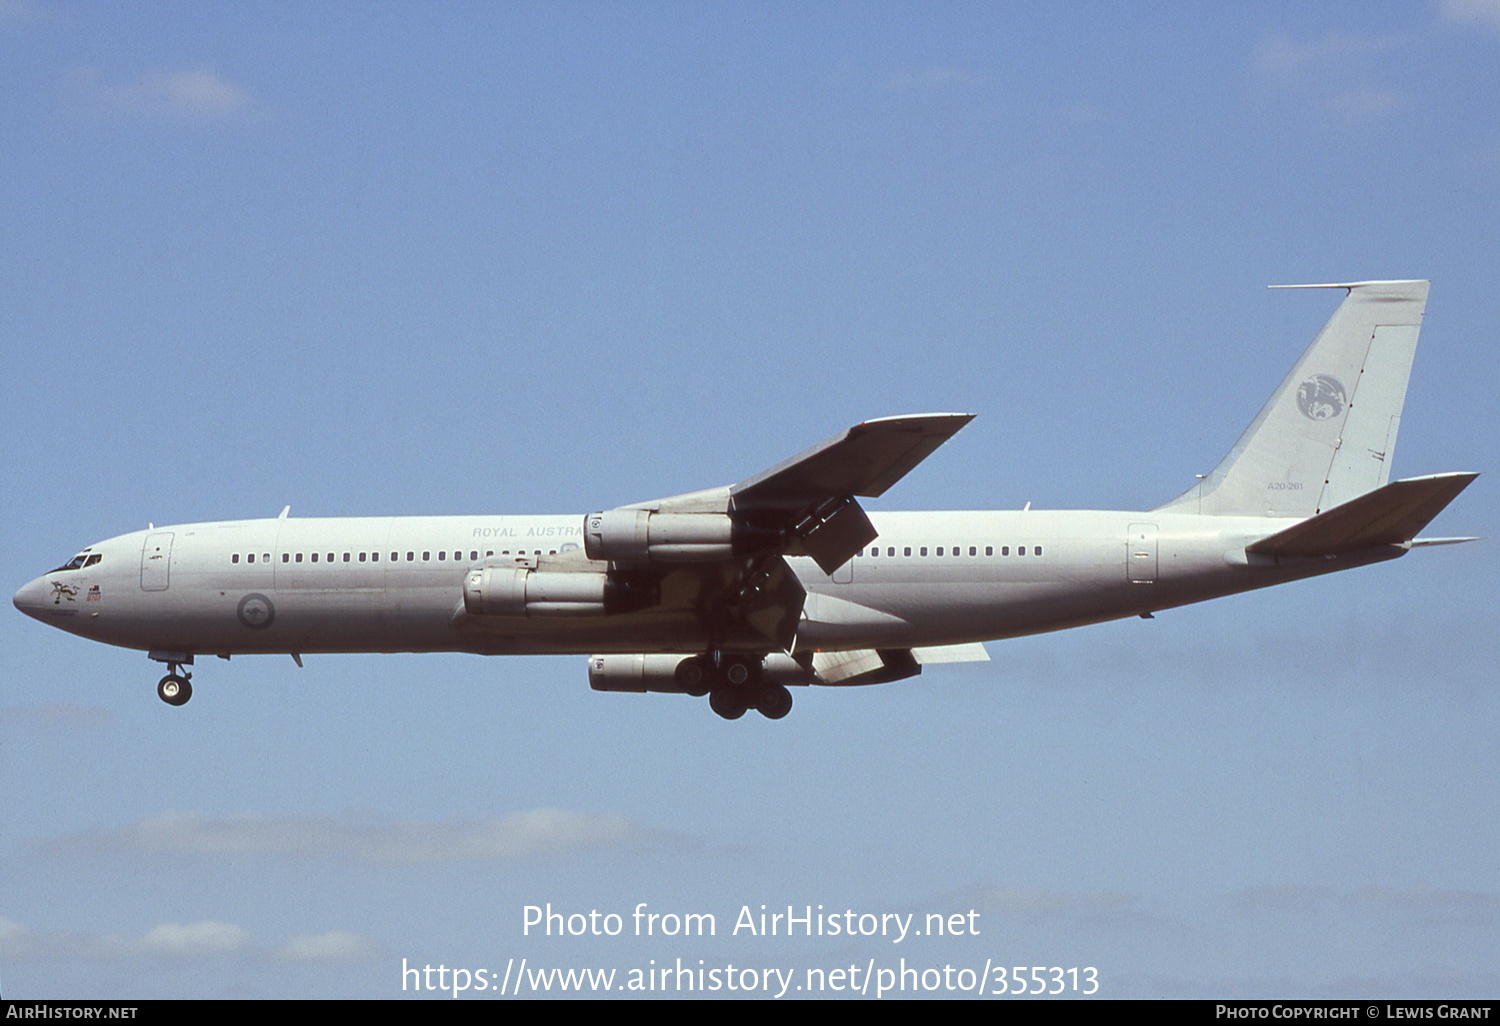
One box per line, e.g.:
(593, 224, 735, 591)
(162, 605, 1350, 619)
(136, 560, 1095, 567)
(584, 413, 972, 649)
(615, 413, 973, 570)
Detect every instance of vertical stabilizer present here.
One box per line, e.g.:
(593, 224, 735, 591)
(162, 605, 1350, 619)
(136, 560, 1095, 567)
(1156, 280, 1428, 517)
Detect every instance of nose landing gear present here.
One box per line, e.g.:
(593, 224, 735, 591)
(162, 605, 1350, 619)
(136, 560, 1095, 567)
(157, 673, 192, 706)
(148, 652, 195, 706)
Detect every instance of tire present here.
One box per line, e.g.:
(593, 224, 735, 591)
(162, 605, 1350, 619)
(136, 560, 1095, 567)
(675, 657, 709, 697)
(755, 684, 793, 720)
(157, 675, 192, 706)
(708, 688, 747, 720)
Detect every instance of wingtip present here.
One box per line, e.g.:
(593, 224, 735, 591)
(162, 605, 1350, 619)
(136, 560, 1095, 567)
(860, 412, 976, 427)
(1268, 279, 1430, 290)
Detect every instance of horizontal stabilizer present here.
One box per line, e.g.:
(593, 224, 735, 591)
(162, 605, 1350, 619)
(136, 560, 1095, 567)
(1246, 473, 1477, 558)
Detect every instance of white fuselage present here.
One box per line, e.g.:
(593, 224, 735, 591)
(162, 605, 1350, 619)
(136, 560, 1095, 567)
(13, 509, 1402, 661)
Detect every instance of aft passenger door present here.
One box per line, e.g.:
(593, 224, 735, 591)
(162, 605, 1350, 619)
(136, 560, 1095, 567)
(1127, 523, 1158, 584)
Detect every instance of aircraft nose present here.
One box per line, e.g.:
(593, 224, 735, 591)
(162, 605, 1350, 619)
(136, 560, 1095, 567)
(13, 576, 49, 621)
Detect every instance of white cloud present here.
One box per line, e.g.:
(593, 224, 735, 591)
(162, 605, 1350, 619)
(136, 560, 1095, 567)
(886, 65, 984, 92)
(0, 917, 32, 956)
(1441, 0, 1500, 33)
(0, 701, 115, 727)
(1324, 87, 1410, 120)
(41, 807, 643, 863)
(1226, 884, 1500, 923)
(1250, 31, 1413, 123)
(0, 917, 250, 959)
(979, 887, 1136, 915)
(1252, 31, 1403, 75)
(132, 921, 249, 956)
(0, 0, 44, 31)
(65, 66, 251, 122)
(272, 930, 380, 962)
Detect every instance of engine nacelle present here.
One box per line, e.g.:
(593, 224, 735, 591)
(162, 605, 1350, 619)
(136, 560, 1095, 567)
(587, 653, 811, 692)
(463, 567, 657, 617)
(584, 510, 743, 562)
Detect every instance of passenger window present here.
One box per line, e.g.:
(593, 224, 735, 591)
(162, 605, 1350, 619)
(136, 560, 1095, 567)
(437, 551, 445, 561)
(247, 554, 255, 564)
(232, 554, 240, 564)
(311, 553, 319, 562)
(1002, 546, 1009, 556)
(887, 547, 895, 557)
(470, 550, 478, 560)
(296, 553, 304, 563)
(456, 551, 463, 560)
(936, 547, 944, 556)
(919, 547, 927, 556)
(1036, 546, 1043, 556)
(359, 552, 367, 562)
(422, 551, 430, 561)
(969, 546, 976, 556)
(903, 547, 911, 556)
(407, 552, 414, 561)
(985, 546, 993, 556)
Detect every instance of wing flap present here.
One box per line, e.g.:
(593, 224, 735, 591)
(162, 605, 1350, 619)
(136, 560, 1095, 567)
(1246, 472, 1478, 558)
(811, 648, 922, 687)
(912, 642, 990, 665)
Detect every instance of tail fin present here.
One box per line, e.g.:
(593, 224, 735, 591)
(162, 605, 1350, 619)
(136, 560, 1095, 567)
(1157, 280, 1429, 517)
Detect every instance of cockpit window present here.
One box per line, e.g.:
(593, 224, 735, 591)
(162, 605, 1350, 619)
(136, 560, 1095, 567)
(49, 550, 95, 573)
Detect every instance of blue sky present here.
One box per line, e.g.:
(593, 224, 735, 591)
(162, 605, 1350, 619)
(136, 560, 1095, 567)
(2, 1, 1497, 999)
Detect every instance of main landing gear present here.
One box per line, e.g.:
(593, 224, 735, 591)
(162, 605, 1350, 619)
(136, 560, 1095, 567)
(677, 653, 795, 721)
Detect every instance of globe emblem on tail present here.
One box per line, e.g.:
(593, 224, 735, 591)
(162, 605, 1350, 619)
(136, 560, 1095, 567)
(1296, 374, 1346, 421)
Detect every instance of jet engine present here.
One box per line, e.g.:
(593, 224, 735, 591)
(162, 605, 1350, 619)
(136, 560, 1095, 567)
(462, 567, 657, 617)
(584, 510, 774, 562)
(586, 652, 813, 692)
